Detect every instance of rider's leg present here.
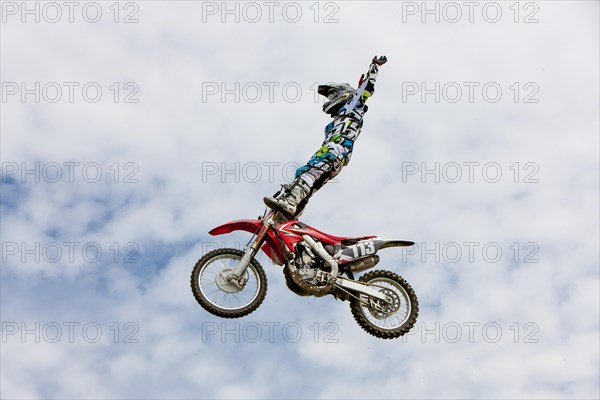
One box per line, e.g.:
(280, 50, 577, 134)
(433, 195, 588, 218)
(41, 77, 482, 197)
(264, 158, 342, 218)
(263, 177, 311, 218)
(293, 162, 340, 217)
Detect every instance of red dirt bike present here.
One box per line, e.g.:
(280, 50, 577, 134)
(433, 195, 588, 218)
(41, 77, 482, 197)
(191, 210, 419, 339)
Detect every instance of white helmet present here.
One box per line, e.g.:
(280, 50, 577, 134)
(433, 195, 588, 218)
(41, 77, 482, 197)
(318, 83, 355, 115)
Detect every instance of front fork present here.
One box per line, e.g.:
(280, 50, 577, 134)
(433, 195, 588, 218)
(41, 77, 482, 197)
(227, 213, 276, 287)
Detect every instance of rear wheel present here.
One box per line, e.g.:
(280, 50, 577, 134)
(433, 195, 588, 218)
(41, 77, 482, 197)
(350, 270, 418, 339)
(191, 248, 267, 318)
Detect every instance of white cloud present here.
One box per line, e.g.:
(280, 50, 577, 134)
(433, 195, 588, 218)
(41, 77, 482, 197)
(1, 1, 598, 399)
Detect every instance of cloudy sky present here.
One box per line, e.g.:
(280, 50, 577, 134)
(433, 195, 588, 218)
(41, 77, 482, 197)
(1, 0, 599, 399)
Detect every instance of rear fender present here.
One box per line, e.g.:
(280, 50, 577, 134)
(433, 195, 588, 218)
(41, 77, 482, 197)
(209, 219, 285, 266)
(379, 239, 415, 249)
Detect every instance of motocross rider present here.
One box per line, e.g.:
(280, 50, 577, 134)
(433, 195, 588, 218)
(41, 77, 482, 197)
(264, 55, 388, 218)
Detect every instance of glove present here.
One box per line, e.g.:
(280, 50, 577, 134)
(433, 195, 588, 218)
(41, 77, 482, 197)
(372, 55, 388, 66)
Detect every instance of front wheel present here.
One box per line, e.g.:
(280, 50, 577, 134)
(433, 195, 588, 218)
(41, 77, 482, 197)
(191, 248, 267, 318)
(350, 270, 419, 339)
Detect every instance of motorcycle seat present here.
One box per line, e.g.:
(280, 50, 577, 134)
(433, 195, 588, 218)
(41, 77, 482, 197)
(294, 221, 375, 245)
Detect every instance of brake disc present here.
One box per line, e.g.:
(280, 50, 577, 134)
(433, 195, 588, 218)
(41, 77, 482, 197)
(368, 288, 400, 319)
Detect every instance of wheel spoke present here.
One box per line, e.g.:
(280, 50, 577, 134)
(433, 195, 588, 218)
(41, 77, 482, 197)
(197, 253, 262, 311)
(359, 277, 412, 330)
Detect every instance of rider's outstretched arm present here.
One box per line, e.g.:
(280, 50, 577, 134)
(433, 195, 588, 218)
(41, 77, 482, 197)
(347, 55, 387, 110)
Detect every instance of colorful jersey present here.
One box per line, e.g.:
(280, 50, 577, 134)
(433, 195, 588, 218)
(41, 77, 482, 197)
(319, 62, 380, 166)
(296, 62, 380, 184)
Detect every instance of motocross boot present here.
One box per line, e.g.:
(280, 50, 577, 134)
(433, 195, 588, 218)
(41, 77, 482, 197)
(263, 179, 311, 218)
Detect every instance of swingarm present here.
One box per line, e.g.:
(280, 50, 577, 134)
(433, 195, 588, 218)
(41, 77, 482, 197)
(334, 276, 391, 302)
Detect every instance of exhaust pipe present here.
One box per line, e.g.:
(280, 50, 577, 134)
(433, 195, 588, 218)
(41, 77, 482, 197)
(347, 255, 380, 273)
(302, 235, 338, 278)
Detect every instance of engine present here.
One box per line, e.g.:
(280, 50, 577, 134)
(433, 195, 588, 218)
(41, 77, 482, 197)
(283, 240, 332, 297)
(284, 237, 382, 298)
(294, 241, 325, 270)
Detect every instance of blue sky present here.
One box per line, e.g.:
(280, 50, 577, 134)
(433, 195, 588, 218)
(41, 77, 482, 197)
(1, 1, 599, 399)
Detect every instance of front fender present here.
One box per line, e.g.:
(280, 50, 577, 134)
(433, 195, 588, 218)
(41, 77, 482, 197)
(209, 219, 262, 236)
(208, 219, 285, 266)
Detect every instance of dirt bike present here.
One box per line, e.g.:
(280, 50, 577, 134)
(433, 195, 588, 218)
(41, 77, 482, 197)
(191, 208, 419, 339)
